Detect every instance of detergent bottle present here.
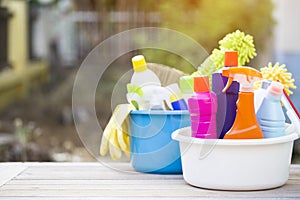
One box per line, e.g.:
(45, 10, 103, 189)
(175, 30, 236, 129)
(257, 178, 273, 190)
(180, 76, 194, 104)
(256, 81, 286, 138)
(188, 76, 217, 139)
(129, 55, 165, 110)
(222, 67, 264, 139)
(212, 51, 239, 139)
(139, 85, 169, 110)
(254, 80, 272, 113)
(165, 83, 182, 109)
(131, 55, 161, 87)
(170, 94, 188, 110)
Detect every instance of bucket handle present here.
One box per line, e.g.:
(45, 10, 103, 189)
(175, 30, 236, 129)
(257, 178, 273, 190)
(282, 95, 300, 137)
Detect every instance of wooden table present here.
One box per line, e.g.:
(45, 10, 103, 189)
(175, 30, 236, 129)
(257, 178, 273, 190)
(0, 162, 299, 199)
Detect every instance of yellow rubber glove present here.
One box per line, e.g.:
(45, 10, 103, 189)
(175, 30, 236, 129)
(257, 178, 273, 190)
(117, 116, 130, 157)
(100, 104, 134, 160)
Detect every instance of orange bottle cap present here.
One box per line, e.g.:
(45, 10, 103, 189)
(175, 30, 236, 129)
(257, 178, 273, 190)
(224, 51, 238, 67)
(194, 76, 210, 93)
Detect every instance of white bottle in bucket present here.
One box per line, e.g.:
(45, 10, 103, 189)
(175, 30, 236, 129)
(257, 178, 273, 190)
(129, 55, 166, 110)
(140, 85, 169, 110)
(131, 55, 161, 87)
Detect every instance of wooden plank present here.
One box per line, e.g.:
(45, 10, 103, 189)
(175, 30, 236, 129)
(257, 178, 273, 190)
(0, 179, 300, 198)
(1, 182, 190, 190)
(0, 198, 287, 200)
(0, 163, 300, 199)
(289, 166, 300, 180)
(15, 174, 183, 180)
(5, 179, 185, 185)
(14, 162, 131, 168)
(15, 166, 183, 180)
(0, 186, 300, 198)
(1, 180, 300, 191)
(2, 179, 299, 199)
(0, 164, 27, 187)
(14, 164, 183, 180)
(15, 164, 300, 180)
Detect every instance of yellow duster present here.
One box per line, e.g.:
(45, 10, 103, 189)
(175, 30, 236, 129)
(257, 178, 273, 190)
(255, 62, 296, 95)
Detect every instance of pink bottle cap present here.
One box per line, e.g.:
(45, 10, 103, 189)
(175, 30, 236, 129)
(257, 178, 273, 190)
(268, 81, 283, 97)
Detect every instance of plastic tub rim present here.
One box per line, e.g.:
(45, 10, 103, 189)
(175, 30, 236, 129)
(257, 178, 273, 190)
(130, 110, 189, 115)
(172, 127, 299, 146)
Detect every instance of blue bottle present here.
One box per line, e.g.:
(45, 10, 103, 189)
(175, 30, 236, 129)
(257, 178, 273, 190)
(212, 51, 239, 139)
(256, 81, 286, 138)
(170, 94, 188, 110)
(254, 80, 272, 113)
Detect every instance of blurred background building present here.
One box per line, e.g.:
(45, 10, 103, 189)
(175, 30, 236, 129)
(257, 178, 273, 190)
(0, 0, 299, 162)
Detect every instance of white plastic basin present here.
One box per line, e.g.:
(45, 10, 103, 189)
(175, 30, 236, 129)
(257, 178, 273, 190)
(172, 126, 299, 190)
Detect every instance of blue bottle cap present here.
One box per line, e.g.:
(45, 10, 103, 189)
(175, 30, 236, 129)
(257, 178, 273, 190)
(261, 80, 272, 90)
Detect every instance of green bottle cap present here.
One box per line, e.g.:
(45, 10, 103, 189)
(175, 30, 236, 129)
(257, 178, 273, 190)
(179, 76, 194, 93)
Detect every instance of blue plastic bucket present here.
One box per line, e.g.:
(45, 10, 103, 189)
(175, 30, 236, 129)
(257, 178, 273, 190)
(129, 110, 190, 174)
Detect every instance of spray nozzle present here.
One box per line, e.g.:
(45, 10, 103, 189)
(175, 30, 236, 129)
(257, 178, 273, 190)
(222, 67, 262, 93)
(222, 77, 234, 93)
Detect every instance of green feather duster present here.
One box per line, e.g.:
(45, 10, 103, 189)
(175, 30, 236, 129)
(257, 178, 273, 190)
(193, 30, 257, 77)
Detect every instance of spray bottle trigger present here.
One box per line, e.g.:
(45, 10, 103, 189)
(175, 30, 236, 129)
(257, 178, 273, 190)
(222, 77, 233, 93)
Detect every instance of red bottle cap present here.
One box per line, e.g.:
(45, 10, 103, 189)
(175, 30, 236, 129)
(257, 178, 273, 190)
(224, 51, 238, 67)
(194, 76, 210, 93)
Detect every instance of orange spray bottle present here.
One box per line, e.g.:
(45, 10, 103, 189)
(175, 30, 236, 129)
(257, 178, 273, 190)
(222, 67, 264, 139)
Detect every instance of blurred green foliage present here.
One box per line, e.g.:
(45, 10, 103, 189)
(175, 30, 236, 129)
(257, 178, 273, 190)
(142, 0, 275, 73)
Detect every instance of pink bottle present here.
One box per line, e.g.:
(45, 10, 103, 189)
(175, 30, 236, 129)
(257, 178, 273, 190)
(188, 76, 217, 139)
